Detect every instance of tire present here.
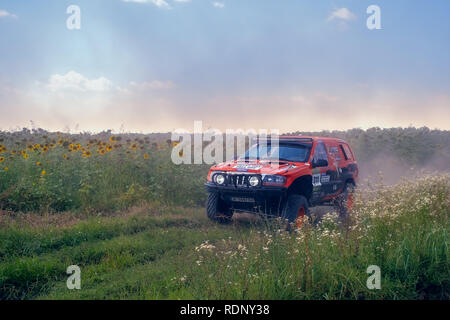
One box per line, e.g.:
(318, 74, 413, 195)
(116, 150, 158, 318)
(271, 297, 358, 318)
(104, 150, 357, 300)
(281, 194, 310, 229)
(335, 182, 355, 220)
(206, 192, 233, 224)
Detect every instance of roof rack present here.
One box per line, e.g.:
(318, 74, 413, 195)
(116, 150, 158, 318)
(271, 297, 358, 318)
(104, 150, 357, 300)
(279, 137, 314, 142)
(251, 136, 313, 143)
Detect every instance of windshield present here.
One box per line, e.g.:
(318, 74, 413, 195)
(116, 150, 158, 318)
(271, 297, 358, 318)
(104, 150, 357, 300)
(239, 143, 311, 163)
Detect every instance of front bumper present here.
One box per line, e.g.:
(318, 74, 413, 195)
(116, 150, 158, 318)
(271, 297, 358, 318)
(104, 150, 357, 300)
(205, 182, 287, 212)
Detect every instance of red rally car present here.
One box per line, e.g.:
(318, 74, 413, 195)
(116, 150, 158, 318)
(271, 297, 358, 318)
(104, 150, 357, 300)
(205, 136, 358, 228)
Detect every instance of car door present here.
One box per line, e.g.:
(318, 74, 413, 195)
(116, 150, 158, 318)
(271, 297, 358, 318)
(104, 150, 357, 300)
(338, 143, 358, 187)
(325, 143, 345, 196)
(311, 141, 333, 202)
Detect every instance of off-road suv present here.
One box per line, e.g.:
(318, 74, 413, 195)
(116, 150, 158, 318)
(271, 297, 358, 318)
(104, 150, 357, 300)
(205, 136, 358, 228)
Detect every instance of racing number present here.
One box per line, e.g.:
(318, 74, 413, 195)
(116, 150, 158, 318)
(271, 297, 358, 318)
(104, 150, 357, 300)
(311, 141, 330, 198)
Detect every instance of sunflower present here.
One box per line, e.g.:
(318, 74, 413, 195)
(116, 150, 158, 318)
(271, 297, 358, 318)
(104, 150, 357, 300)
(36, 161, 41, 166)
(0, 156, 4, 162)
(144, 153, 149, 159)
(41, 170, 46, 176)
(63, 154, 67, 159)
(106, 145, 113, 152)
(4, 167, 8, 171)
(109, 136, 117, 143)
(83, 151, 92, 158)
(23, 153, 28, 159)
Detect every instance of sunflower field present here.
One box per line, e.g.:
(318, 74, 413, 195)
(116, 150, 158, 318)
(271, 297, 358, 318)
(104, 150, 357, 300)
(0, 130, 207, 213)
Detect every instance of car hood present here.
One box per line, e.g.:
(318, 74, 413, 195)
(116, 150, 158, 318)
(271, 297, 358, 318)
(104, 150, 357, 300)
(210, 160, 310, 175)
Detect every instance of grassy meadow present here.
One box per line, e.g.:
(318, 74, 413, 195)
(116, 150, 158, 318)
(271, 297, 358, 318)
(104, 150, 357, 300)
(0, 128, 449, 299)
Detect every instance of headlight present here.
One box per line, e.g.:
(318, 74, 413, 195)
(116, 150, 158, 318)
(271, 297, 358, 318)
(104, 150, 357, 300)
(262, 175, 286, 186)
(214, 174, 225, 185)
(248, 175, 260, 187)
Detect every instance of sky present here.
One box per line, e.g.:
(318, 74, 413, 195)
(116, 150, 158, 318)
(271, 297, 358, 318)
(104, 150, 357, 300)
(0, 0, 449, 133)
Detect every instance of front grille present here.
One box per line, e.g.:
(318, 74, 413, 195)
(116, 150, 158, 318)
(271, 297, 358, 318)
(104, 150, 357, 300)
(228, 174, 249, 187)
(213, 172, 261, 188)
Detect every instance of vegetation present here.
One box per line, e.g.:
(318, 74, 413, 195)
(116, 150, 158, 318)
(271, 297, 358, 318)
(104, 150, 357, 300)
(0, 174, 448, 299)
(0, 127, 449, 299)
(0, 129, 206, 212)
(1, 126, 449, 212)
(287, 126, 450, 165)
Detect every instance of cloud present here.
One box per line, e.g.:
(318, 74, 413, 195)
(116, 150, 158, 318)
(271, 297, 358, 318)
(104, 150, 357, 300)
(44, 71, 176, 95)
(212, 2, 225, 8)
(122, 0, 170, 8)
(327, 8, 356, 22)
(0, 9, 17, 18)
(46, 71, 114, 92)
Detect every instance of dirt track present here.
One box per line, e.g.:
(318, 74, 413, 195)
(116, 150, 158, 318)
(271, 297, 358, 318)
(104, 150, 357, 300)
(233, 205, 335, 224)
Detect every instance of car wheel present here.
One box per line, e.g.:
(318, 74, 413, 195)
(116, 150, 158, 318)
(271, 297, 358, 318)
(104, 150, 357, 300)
(336, 182, 355, 220)
(206, 192, 233, 223)
(281, 194, 310, 229)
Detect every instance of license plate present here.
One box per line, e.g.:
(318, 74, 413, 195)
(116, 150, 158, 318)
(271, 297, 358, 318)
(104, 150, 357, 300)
(231, 197, 255, 203)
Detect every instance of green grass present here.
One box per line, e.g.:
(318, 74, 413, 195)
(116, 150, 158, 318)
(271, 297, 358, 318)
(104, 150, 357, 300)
(1, 129, 448, 300)
(0, 174, 448, 300)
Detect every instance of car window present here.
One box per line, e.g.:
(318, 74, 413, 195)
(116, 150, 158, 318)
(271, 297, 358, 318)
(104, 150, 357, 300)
(313, 141, 328, 162)
(327, 145, 342, 162)
(240, 143, 311, 162)
(340, 144, 353, 161)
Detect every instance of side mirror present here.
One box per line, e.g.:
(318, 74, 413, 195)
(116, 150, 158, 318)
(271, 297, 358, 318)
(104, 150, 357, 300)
(312, 159, 328, 168)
